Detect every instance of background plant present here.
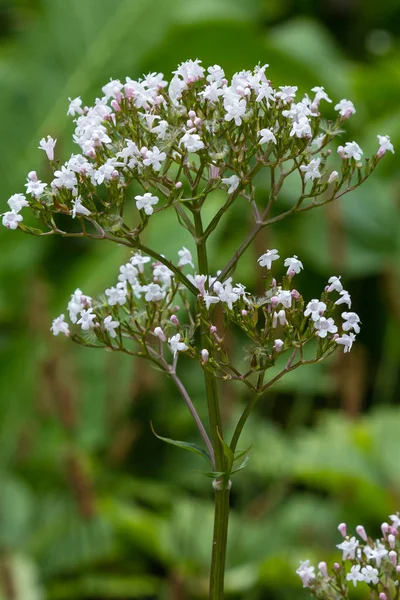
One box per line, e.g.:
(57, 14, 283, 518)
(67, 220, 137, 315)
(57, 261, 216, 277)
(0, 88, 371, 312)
(0, 1, 399, 599)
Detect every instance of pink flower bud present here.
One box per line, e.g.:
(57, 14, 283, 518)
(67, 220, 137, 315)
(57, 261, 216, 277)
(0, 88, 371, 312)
(337, 523, 347, 537)
(388, 534, 396, 548)
(333, 562, 340, 570)
(188, 110, 196, 119)
(389, 550, 397, 567)
(201, 349, 209, 363)
(111, 99, 121, 112)
(153, 326, 166, 342)
(382, 522, 389, 536)
(210, 325, 217, 334)
(210, 165, 220, 179)
(377, 147, 386, 158)
(379, 594, 387, 600)
(396, 565, 400, 573)
(356, 525, 368, 542)
(271, 278, 277, 287)
(291, 289, 300, 300)
(28, 170, 38, 181)
(186, 119, 194, 128)
(391, 527, 398, 536)
(194, 117, 202, 127)
(175, 181, 183, 189)
(241, 309, 248, 316)
(328, 171, 339, 184)
(318, 562, 328, 578)
(170, 315, 179, 326)
(271, 295, 278, 308)
(337, 146, 346, 159)
(273, 339, 284, 353)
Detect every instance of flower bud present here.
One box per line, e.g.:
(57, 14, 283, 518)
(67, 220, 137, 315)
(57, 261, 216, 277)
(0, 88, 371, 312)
(379, 594, 387, 600)
(337, 522, 346, 537)
(28, 170, 38, 181)
(210, 325, 217, 334)
(154, 326, 166, 342)
(291, 289, 300, 300)
(175, 181, 182, 189)
(356, 525, 368, 542)
(111, 99, 121, 112)
(388, 533, 396, 548)
(273, 339, 284, 353)
(170, 315, 179, 326)
(271, 295, 278, 308)
(333, 562, 340, 570)
(328, 170, 339, 183)
(381, 522, 389, 536)
(318, 562, 328, 579)
(210, 165, 220, 179)
(389, 550, 397, 567)
(396, 565, 400, 573)
(201, 349, 209, 363)
(188, 110, 196, 119)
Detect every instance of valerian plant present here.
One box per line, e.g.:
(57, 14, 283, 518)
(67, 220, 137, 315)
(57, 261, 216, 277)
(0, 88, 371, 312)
(2, 59, 394, 599)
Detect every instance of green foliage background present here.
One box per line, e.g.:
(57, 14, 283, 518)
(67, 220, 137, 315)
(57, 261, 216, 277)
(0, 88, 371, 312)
(0, 0, 399, 598)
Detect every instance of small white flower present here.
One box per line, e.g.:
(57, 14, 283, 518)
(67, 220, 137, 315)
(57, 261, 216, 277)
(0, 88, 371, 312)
(257, 249, 279, 269)
(7, 193, 29, 212)
(337, 536, 359, 560)
(168, 333, 188, 357)
(299, 158, 321, 182)
(276, 85, 297, 103)
(105, 286, 127, 306)
(2, 210, 23, 230)
(335, 333, 356, 353)
(273, 339, 284, 352)
(67, 96, 83, 116)
(153, 264, 174, 287)
(272, 310, 287, 328)
(284, 255, 303, 275)
(338, 141, 363, 161)
(296, 560, 315, 588)
(151, 120, 168, 140)
(178, 247, 194, 269)
(311, 86, 331, 104)
(224, 98, 246, 126)
(25, 178, 46, 198)
(258, 128, 277, 145)
(327, 275, 343, 293)
(130, 253, 151, 273)
(314, 317, 337, 338)
(50, 314, 70, 336)
(142, 146, 166, 171)
(213, 281, 239, 310)
(377, 134, 394, 156)
(364, 540, 388, 567)
(180, 129, 204, 153)
(52, 166, 77, 191)
(335, 290, 351, 308)
(346, 565, 362, 587)
(38, 136, 57, 161)
(328, 171, 339, 184)
(71, 196, 91, 218)
(390, 513, 400, 529)
(221, 174, 240, 194)
(135, 192, 159, 215)
(118, 263, 138, 285)
(290, 116, 311, 138)
(67, 288, 91, 323)
(154, 326, 166, 342)
(334, 99, 356, 117)
(276, 289, 292, 309)
(342, 311, 361, 334)
(143, 283, 166, 302)
(204, 294, 220, 310)
(77, 308, 97, 330)
(361, 565, 379, 585)
(304, 300, 326, 321)
(103, 315, 120, 338)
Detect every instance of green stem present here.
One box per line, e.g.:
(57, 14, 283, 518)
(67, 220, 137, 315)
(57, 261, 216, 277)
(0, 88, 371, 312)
(193, 209, 229, 600)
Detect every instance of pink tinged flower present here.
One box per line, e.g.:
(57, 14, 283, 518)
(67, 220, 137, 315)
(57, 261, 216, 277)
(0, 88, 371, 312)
(342, 311, 361, 334)
(388, 534, 396, 549)
(209, 164, 220, 179)
(67, 288, 91, 323)
(299, 158, 322, 182)
(178, 247, 194, 269)
(221, 174, 240, 194)
(77, 308, 96, 330)
(326, 275, 343, 293)
(52, 166, 77, 191)
(284, 255, 304, 275)
(304, 300, 326, 321)
(356, 525, 368, 542)
(25, 177, 46, 198)
(335, 290, 351, 308)
(71, 196, 91, 218)
(272, 310, 287, 328)
(2, 210, 23, 230)
(334, 99, 356, 118)
(257, 249, 280, 269)
(382, 521, 390, 535)
(201, 348, 209, 363)
(153, 264, 173, 287)
(380, 594, 388, 600)
(315, 317, 338, 338)
(389, 550, 397, 567)
(258, 128, 277, 145)
(337, 522, 347, 537)
(273, 339, 284, 353)
(318, 562, 329, 579)
(50, 314, 70, 336)
(338, 141, 363, 161)
(103, 315, 119, 338)
(134, 192, 159, 215)
(377, 134, 394, 157)
(364, 541, 388, 567)
(213, 281, 239, 310)
(38, 135, 57, 160)
(143, 283, 165, 302)
(67, 96, 83, 116)
(390, 514, 400, 528)
(276, 290, 292, 309)
(296, 560, 315, 588)
(7, 193, 28, 212)
(276, 85, 297, 103)
(105, 286, 127, 306)
(337, 536, 359, 560)
(168, 334, 188, 357)
(142, 147, 166, 171)
(154, 326, 166, 342)
(361, 565, 379, 585)
(290, 116, 312, 138)
(170, 315, 179, 326)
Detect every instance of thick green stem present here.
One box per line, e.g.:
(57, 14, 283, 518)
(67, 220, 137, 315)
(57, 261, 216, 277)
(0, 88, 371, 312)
(193, 209, 229, 599)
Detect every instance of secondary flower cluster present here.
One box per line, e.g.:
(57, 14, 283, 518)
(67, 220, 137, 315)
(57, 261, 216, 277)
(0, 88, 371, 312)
(1, 59, 394, 233)
(297, 513, 400, 600)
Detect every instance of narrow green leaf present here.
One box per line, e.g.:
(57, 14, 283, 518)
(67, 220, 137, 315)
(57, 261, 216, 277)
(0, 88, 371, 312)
(150, 422, 212, 465)
(232, 455, 250, 474)
(233, 445, 252, 462)
(217, 429, 234, 475)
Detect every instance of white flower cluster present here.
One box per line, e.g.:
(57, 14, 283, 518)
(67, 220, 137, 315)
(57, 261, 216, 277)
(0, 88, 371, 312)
(297, 513, 400, 600)
(2, 59, 394, 232)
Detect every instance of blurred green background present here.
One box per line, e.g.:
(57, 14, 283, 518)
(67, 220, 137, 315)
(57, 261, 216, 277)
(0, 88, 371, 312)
(0, 0, 400, 598)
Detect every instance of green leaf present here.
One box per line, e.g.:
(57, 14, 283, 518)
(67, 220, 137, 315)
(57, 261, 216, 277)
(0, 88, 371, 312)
(150, 422, 212, 465)
(217, 429, 234, 476)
